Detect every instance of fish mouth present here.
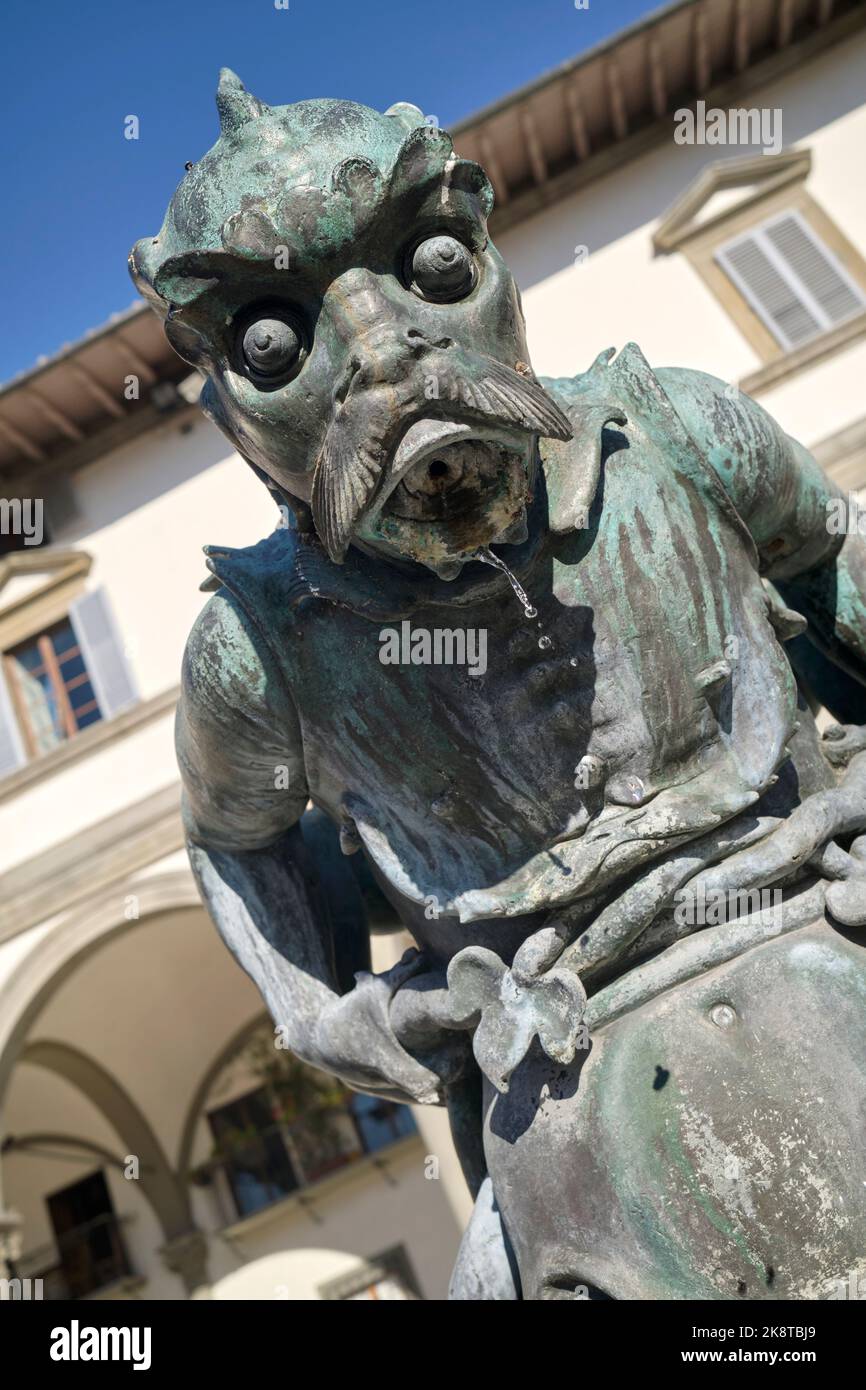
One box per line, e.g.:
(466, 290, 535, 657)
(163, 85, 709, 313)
(355, 419, 532, 577)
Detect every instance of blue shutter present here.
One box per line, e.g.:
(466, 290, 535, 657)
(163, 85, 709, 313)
(0, 660, 27, 777)
(69, 588, 138, 719)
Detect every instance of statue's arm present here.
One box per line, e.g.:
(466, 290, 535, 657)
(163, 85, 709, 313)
(177, 590, 442, 1104)
(660, 368, 866, 717)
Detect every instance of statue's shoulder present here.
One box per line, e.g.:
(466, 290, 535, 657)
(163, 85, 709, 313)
(181, 528, 303, 720)
(183, 585, 265, 696)
(177, 536, 309, 844)
(539, 346, 776, 541)
(540, 343, 689, 439)
(542, 345, 734, 422)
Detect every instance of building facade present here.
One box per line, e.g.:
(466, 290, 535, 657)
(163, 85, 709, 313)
(1, 0, 864, 1300)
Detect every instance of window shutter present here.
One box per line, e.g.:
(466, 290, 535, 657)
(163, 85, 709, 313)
(69, 587, 138, 720)
(716, 211, 866, 351)
(0, 660, 27, 777)
(763, 216, 864, 327)
(717, 234, 820, 348)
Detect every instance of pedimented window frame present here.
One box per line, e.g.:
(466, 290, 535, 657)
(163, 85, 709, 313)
(653, 150, 866, 392)
(0, 549, 92, 652)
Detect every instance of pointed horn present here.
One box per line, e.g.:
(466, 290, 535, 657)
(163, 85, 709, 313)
(216, 68, 268, 134)
(388, 124, 453, 200)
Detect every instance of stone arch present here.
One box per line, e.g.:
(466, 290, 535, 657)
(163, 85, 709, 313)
(21, 1040, 191, 1240)
(0, 870, 200, 1228)
(3, 1132, 135, 1174)
(0, 870, 201, 1117)
(175, 1010, 268, 1186)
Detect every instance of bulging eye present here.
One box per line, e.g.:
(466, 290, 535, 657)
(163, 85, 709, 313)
(410, 235, 476, 302)
(239, 314, 302, 379)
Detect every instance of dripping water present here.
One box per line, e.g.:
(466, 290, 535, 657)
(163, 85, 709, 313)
(474, 546, 535, 616)
(475, 546, 553, 650)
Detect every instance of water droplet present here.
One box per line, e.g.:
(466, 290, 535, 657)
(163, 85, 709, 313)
(475, 546, 538, 621)
(538, 635, 552, 650)
(569, 657, 578, 667)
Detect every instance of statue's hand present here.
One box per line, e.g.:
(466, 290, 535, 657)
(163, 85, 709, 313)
(821, 723, 866, 769)
(312, 949, 451, 1106)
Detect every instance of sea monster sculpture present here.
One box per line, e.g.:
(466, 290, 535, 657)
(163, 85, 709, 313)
(131, 72, 866, 1300)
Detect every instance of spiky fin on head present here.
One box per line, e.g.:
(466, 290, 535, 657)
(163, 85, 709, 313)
(216, 68, 270, 133)
(130, 77, 495, 321)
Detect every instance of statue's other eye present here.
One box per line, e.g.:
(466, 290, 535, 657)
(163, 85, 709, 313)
(410, 236, 476, 302)
(239, 313, 302, 378)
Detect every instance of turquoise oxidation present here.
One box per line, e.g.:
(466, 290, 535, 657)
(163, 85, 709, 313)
(133, 72, 866, 1300)
(132, 80, 455, 290)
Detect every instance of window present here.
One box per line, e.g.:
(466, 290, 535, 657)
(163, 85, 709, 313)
(208, 1088, 301, 1217)
(653, 152, 866, 389)
(0, 585, 138, 775)
(203, 1076, 417, 1222)
(12, 1170, 133, 1300)
(715, 210, 866, 351)
(4, 618, 101, 757)
(350, 1091, 417, 1153)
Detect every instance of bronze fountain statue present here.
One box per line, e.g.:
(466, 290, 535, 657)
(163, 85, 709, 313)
(131, 71, 866, 1300)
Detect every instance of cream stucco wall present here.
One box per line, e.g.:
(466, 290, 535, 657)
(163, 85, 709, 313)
(57, 411, 275, 702)
(500, 29, 866, 449)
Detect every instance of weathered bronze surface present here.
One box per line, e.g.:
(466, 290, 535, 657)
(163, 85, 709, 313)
(132, 72, 866, 1300)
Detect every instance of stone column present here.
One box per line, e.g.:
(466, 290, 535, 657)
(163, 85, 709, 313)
(159, 1229, 212, 1299)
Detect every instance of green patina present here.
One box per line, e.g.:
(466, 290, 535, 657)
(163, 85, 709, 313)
(134, 70, 866, 1300)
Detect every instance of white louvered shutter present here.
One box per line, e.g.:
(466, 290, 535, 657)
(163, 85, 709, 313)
(715, 211, 866, 351)
(0, 660, 27, 777)
(69, 587, 139, 720)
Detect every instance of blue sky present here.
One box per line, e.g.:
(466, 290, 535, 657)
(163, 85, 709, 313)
(1, 0, 658, 384)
